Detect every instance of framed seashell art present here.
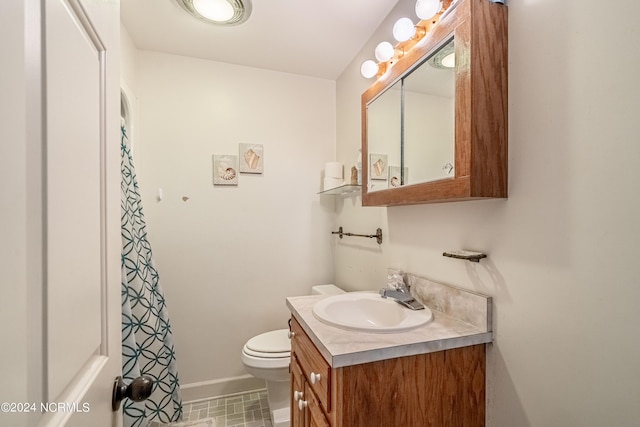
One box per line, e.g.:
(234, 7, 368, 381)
(369, 153, 388, 180)
(213, 154, 239, 186)
(239, 143, 263, 174)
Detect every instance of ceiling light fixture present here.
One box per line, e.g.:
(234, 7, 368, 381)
(440, 52, 455, 68)
(193, 0, 234, 21)
(429, 41, 456, 69)
(177, 0, 252, 25)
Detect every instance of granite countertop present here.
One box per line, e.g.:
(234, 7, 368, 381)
(286, 292, 493, 368)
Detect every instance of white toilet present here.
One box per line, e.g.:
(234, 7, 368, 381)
(241, 284, 344, 427)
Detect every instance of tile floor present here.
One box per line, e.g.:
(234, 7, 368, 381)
(181, 389, 273, 427)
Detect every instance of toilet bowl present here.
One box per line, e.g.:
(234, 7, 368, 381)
(241, 329, 291, 427)
(241, 329, 291, 382)
(241, 285, 345, 427)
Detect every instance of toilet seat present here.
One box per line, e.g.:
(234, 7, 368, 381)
(243, 348, 290, 358)
(241, 329, 291, 374)
(243, 329, 291, 359)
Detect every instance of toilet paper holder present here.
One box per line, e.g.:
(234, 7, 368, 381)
(331, 226, 383, 245)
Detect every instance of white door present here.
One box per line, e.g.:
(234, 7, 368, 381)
(43, 0, 122, 425)
(0, 0, 121, 425)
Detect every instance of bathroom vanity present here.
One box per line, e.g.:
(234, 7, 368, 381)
(287, 278, 492, 427)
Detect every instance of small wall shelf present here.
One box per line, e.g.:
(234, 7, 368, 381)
(318, 184, 361, 196)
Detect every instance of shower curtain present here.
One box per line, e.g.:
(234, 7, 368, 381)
(121, 122, 183, 426)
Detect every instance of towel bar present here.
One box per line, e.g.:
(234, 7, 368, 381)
(331, 226, 383, 244)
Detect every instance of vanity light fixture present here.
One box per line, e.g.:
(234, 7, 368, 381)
(374, 42, 395, 62)
(360, 60, 379, 79)
(361, 0, 457, 80)
(392, 17, 418, 42)
(415, 0, 443, 20)
(177, 0, 252, 25)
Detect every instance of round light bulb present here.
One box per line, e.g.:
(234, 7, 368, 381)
(360, 60, 379, 79)
(193, 0, 234, 22)
(375, 42, 395, 62)
(393, 18, 416, 42)
(415, 0, 443, 20)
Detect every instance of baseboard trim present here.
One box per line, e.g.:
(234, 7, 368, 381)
(180, 375, 265, 402)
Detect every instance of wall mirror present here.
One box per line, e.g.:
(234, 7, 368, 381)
(362, 0, 508, 206)
(366, 80, 401, 192)
(367, 39, 455, 193)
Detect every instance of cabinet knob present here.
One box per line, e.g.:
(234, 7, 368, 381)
(288, 331, 295, 339)
(310, 372, 321, 385)
(294, 390, 304, 401)
(298, 399, 308, 410)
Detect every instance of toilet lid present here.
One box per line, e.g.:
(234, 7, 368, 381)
(245, 329, 291, 355)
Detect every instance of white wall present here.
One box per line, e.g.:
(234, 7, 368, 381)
(120, 24, 137, 93)
(124, 50, 337, 390)
(336, 0, 640, 425)
(120, 24, 138, 136)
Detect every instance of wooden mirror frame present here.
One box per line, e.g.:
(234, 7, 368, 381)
(362, 0, 507, 206)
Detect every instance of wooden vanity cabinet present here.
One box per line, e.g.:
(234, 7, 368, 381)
(290, 316, 487, 427)
(291, 359, 307, 427)
(305, 381, 330, 427)
(291, 354, 330, 426)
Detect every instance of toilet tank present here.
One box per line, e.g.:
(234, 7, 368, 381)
(311, 284, 345, 295)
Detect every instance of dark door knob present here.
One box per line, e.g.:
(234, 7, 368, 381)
(112, 375, 154, 411)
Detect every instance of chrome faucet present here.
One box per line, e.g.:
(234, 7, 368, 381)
(379, 288, 425, 311)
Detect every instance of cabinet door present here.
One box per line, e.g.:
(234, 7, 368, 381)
(306, 383, 330, 427)
(291, 317, 332, 413)
(291, 358, 306, 427)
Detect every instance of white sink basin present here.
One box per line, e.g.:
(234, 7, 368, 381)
(312, 292, 433, 333)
